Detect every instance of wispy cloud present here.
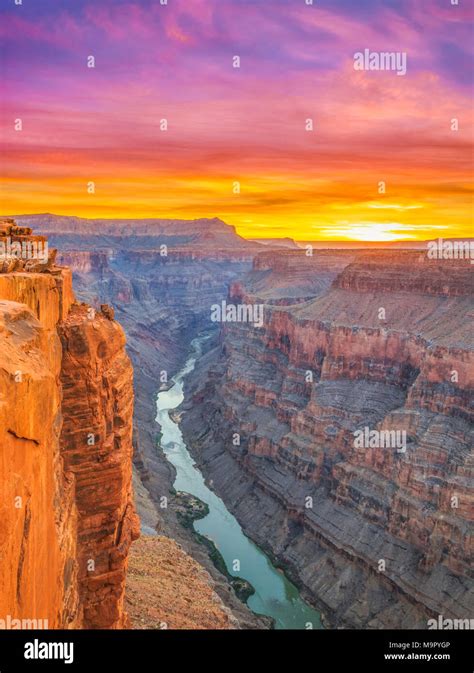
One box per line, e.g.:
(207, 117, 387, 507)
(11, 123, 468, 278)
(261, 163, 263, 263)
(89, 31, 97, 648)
(1, 0, 472, 239)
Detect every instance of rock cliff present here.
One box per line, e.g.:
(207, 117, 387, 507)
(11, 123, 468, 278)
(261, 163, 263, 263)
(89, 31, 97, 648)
(0, 220, 139, 628)
(180, 249, 473, 628)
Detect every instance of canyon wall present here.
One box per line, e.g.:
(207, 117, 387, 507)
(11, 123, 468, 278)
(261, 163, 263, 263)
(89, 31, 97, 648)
(58, 304, 140, 627)
(180, 250, 473, 628)
(15, 214, 268, 628)
(16, 215, 258, 530)
(0, 220, 139, 628)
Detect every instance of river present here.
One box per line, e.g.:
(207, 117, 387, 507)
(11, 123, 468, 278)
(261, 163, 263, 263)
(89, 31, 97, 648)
(156, 336, 322, 630)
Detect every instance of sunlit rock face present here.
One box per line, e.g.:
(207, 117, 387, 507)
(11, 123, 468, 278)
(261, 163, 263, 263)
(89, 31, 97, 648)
(59, 304, 140, 628)
(0, 221, 139, 629)
(179, 249, 473, 628)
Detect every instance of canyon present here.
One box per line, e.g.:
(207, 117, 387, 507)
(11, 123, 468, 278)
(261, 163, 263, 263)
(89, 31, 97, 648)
(6, 213, 473, 630)
(180, 249, 473, 627)
(0, 218, 249, 630)
(13, 215, 258, 546)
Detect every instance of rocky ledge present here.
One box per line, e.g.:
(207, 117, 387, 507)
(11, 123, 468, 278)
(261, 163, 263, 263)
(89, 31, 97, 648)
(126, 536, 239, 629)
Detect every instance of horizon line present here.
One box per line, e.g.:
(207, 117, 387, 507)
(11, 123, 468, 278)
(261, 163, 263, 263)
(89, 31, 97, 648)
(3, 213, 473, 246)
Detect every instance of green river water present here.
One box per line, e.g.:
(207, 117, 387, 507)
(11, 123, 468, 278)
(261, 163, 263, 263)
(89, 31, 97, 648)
(156, 336, 322, 630)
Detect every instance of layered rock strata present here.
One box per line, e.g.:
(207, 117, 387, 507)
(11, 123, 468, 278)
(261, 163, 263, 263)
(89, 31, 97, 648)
(0, 221, 139, 628)
(180, 250, 474, 628)
(12, 214, 268, 629)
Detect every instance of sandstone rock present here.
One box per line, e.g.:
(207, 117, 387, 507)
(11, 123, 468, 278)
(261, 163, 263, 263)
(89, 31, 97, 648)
(100, 304, 115, 320)
(59, 304, 140, 628)
(0, 221, 139, 629)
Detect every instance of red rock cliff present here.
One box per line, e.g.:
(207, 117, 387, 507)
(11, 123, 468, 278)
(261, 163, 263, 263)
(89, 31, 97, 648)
(0, 220, 139, 629)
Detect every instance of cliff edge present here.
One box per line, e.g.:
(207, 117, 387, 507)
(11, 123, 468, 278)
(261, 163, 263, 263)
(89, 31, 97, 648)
(0, 219, 140, 628)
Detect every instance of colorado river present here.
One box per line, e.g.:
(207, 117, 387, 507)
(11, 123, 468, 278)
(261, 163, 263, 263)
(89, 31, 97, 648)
(156, 336, 322, 630)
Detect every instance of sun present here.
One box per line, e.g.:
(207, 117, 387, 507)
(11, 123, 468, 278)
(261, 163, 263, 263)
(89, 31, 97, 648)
(321, 222, 418, 242)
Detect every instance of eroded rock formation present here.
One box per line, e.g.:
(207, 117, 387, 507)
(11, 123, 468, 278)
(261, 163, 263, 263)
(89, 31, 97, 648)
(0, 220, 139, 628)
(180, 249, 474, 628)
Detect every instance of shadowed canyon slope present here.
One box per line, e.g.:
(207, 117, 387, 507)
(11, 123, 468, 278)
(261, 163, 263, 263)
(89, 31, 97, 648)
(179, 250, 474, 628)
(126, 536, 239, 630)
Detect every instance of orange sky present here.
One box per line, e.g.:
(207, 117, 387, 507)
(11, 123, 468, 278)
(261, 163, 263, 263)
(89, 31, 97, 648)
(1, 0, 473, 241)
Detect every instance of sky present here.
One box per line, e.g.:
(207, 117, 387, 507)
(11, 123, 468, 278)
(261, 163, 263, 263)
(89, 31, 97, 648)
(1, 0, 473, 241)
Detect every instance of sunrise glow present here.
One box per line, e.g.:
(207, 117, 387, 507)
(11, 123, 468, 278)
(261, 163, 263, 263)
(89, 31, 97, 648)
(1, 0, 472, 241)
